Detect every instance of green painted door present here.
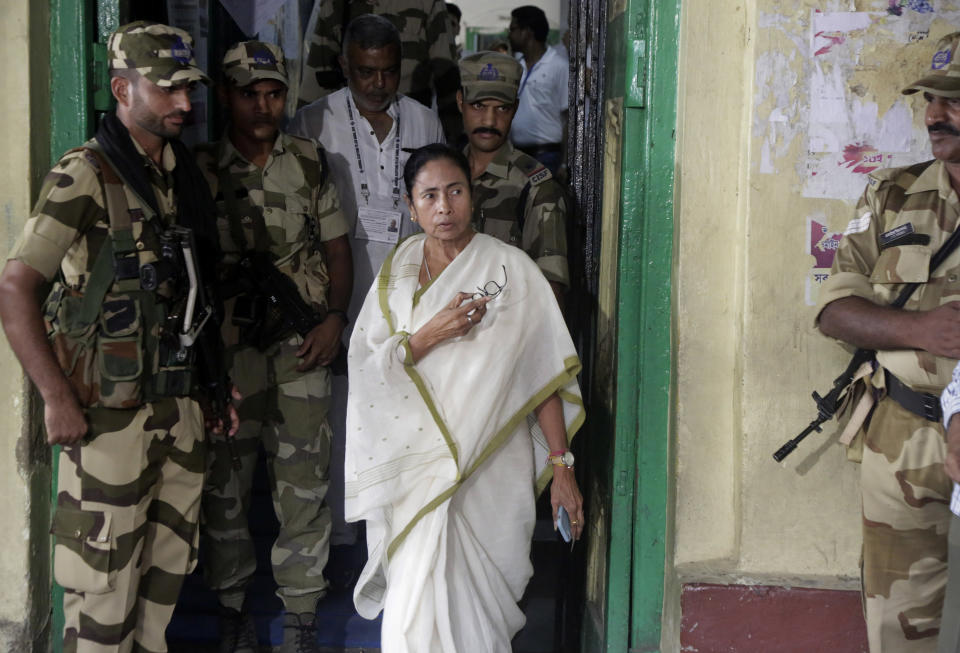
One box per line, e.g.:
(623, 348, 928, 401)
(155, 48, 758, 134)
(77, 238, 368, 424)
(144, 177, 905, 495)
(579, 0, 679, 651)
(48, 2, 118, 648)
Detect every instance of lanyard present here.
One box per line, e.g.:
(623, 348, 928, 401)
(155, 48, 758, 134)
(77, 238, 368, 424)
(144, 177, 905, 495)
(345, 95, 403, 208)
(517, 56, 543, 98)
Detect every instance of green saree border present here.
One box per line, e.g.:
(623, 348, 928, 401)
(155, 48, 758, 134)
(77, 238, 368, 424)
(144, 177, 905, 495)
(385, 357, 585, 558)
(374, 242, 587, 559)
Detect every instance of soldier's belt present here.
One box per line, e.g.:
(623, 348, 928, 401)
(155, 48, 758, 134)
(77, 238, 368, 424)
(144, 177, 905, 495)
(884, 369, 942, 423)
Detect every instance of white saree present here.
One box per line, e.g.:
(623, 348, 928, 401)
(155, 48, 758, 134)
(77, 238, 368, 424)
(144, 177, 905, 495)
(345, 233, 584, 653)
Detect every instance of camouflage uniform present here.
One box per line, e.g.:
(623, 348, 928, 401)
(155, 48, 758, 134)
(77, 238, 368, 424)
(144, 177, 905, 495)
(817, 159, 960, 651)
(469, 142, 569, 287)
(4, 22, 213, 653)
(298, 0, 460, 139)
(458, 52, 569, 287)
(194, 129, 349, 615)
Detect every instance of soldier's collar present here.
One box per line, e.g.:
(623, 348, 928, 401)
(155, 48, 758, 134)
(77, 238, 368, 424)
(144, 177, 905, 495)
(903, 159, 945, 196)
(132, 136, 177, 174)
(217, 131, 285, 169)
(935, 160, 957, 201)
(478, 142, 513, 179)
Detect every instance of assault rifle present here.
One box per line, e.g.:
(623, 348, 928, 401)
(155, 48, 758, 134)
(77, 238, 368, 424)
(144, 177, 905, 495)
(774, 209, 960, 463)
(772, 348, 874, 462)
(234, 251, 347, 373)
(153, 226, 240, 470)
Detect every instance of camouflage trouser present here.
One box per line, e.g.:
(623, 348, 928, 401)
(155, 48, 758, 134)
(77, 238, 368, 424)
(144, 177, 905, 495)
(201, 335, 332, 615)
(52, 397, 205, 653)
(938, 511, 960, 653)
(862, 397, 951, 652)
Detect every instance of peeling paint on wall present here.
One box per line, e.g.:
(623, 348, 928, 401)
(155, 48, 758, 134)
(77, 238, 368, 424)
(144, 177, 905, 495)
(754, 6, 960, 199)
(801, 10, 927, 200)
(754, 4, 960, 305)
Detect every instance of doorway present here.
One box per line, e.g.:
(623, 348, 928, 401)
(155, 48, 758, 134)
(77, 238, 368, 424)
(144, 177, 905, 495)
(44, 0, 617, 651)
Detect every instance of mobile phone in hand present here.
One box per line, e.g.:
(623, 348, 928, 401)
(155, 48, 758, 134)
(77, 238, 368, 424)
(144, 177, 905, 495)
(557, 505, 572, 543)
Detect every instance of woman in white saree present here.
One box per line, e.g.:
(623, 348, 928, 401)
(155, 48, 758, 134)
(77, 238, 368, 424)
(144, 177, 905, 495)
(345, 144, 585, 653)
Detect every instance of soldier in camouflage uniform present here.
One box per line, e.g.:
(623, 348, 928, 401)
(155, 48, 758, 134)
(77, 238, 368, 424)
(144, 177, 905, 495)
(195, 41, 352, 653)
(816, 32, 960, 652)
(0, 22, 235, 653)
(457, 51, 569, 306)
(298, 0, 461, 142)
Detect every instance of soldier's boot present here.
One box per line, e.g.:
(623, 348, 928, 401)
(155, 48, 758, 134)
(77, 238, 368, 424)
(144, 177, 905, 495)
(217, 605, 259, 653)
(280, 611, 320, 653)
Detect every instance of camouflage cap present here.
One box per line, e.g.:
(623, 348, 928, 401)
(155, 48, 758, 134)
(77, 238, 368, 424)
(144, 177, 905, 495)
(222, 41, 288, 87)
(903, 32, 960, 98)
(108, 21, 209, 87)
(459, 51, 523, 104)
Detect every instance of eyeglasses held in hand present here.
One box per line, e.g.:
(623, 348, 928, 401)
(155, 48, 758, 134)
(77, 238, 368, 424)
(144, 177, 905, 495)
(472, 265, 508, 302)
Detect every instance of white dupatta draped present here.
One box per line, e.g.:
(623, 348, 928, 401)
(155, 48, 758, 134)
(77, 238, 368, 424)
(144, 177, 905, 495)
(345, 233, 584, 652)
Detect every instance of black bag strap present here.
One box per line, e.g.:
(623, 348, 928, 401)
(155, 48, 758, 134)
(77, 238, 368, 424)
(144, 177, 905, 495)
(890, 216, 960, 309)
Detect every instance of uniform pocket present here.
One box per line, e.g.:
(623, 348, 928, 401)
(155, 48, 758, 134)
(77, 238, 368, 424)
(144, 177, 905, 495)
(96, 294, 143, 408)
(868, 245, 931, 284)
(48, 292, 99, 407)
(50, 507, 115, 594)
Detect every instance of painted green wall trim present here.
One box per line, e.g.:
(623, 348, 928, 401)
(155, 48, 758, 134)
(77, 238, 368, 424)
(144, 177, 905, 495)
(50, 0, 92, 164)
(49, 1, 95, 649)
(610, 0, 680, 650)
(598, 10, 631, 653)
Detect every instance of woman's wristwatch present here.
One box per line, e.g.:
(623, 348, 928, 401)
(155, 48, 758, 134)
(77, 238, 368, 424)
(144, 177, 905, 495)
(547, 449, 575, 469)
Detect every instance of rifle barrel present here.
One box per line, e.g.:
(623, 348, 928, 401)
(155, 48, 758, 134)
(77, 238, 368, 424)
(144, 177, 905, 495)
(772, 419, 824, 462)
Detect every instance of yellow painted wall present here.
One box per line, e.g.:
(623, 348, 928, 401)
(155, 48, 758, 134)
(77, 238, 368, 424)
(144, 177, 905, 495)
(674, 0, 960, 614)
(0, 0, 51, 648)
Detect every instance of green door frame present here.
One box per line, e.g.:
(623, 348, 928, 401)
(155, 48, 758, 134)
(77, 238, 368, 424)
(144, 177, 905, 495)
(46, 0, 681, 651)
(606, 0, 680, 650)
(48, 1, 119, 648)
(49, 1, 92, 647)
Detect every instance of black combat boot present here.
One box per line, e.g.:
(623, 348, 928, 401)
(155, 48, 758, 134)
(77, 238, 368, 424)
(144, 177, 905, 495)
(217, 605, 259, 653)
(280, 611, 320, 653)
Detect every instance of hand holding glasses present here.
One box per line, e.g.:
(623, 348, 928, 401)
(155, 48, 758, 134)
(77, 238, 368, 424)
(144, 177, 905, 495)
(467, 265, 508, 317)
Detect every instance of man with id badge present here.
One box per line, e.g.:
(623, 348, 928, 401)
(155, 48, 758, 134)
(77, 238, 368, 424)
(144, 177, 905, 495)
(290, 14, 444, 555)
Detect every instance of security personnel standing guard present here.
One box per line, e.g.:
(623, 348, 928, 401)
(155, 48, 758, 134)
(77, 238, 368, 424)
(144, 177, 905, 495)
(0, 22, 236, 653)
(816, 32, 960, 652)
(457, 51, 570, 308)
(194, 42, 352, 653)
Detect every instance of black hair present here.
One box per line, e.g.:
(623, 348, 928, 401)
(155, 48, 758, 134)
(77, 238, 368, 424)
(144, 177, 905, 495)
(445, 3, 462, 21)
(403, 143, 471, 196)
(511, 6, 549, 43)
(342, 14, 402, 56)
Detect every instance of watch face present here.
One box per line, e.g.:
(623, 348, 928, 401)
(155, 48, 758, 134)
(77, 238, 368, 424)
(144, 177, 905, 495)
(561, 451, 575, 466)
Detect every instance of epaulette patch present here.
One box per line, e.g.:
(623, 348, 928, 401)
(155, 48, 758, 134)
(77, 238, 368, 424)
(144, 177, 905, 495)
(527, 165, 551, 186)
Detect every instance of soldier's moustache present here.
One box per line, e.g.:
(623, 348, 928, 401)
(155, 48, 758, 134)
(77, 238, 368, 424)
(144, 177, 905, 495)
(929, 122, 960, 136)
(473, 127, 502, 137)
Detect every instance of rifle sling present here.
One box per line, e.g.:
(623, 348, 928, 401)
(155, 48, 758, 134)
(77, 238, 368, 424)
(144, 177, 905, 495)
(841, 217, 960, 422)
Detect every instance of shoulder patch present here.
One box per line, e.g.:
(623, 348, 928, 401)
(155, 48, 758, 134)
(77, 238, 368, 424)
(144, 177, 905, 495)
(512, 151, 554, 185)
(844, 212, 872, 235)
(527, 165, 551, 186)
(867, 167, 900, 184)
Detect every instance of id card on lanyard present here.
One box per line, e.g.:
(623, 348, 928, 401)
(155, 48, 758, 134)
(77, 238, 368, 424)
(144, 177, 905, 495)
(346, 94, 402, 214)
(356, 203, 402, 244)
